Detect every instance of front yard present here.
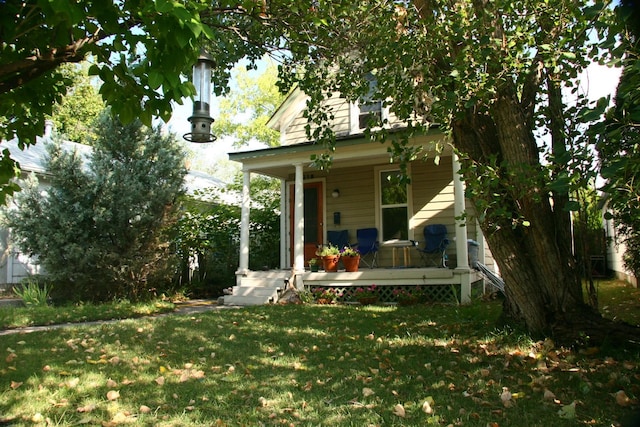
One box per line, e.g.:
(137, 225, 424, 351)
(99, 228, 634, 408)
(0, 280, 638, 426)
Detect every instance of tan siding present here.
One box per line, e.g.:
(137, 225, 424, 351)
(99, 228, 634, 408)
(411, 158, 455, 230)
(324, 166, 376, 247)
(283, 96, 351, 145)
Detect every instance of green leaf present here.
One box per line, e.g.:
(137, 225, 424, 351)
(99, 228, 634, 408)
(148, 71, 163, 90)
(557, 401, 576, 419)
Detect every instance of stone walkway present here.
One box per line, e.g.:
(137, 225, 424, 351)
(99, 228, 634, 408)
(0, 299, 238, 336)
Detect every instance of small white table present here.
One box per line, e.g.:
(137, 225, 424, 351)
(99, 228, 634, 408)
(382, 239, 416, 267)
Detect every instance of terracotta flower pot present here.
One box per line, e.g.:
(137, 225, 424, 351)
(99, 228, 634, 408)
(342, 255, 360, 272)
(322, 255, 340, 272)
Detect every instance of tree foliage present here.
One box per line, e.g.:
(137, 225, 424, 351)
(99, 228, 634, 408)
(6, 114, 186, 302)
(215, 59, 284, 148)
(0, 0, 285, 200)
(50, 64, 105, 145)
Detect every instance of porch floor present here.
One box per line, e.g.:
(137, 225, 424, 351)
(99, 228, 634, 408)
(226, 267, 484, 306)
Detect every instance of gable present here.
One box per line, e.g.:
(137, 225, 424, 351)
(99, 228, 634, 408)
(268, 87, 410, 146)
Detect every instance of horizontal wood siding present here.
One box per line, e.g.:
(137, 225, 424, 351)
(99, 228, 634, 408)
(411, 158, 455, 231)
(284, 96, 350, 145)
(283, 95, 413, 146)
(324, 165, 376, 247)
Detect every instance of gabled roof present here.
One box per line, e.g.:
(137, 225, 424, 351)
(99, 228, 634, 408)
(266, 86, 308, 132)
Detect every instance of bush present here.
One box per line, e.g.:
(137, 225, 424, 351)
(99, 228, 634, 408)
(6, 114, 186, 302)
(13, 278, 52, 307)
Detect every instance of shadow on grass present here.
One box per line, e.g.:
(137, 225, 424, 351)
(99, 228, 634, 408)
(0, 301, 638, 426)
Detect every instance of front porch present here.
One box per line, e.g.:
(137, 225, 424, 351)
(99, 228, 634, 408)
(222, 266, 484, 306)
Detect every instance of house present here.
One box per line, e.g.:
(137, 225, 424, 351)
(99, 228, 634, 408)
(0, 121, 225, 287)
(223, 87, 496, 305)
(602, 201, 638, 287)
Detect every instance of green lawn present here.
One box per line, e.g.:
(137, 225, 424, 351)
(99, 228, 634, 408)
(0, 281, 638, 426)
(0, 299, 175, 330)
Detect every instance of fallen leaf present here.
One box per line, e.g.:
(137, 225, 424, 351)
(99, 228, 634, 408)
(106, 390, 120, 401)
(543, 389, 556, 401)
(557, 401, 576, 419)
(139, 405, 151, 414)
(393, 403, 406, 417)
(111, 411, 135, 424)
(6, 353, 17, 363)
(106, 379, 118, 388)
(500, 388, 513, 408)
(77, 403, 97, 413)
(10, 381, 22, 390)
(362, 387, 375, 397)
(421, 398, 434, 414)
(155, 376, 165, 385)
(615, 390, 633, 407)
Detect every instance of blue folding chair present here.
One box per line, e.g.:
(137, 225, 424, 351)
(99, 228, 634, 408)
(327, 230, 349, 250)
(355, 228, 379, 268)
(416, 224, 449, 267)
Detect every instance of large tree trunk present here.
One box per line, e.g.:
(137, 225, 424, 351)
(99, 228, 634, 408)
(452, 84, 640, 347)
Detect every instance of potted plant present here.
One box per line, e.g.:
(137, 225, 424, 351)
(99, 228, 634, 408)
(340, 246, 360, 272)
(311, 287, 340, 304)
(351, 284, 379, 305)
(308, 258, 319, 272)
(316, 245, 341, 272)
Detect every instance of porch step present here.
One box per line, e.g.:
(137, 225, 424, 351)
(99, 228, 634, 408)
(224, 294, 278, 306)
(223, 272, 290, 306)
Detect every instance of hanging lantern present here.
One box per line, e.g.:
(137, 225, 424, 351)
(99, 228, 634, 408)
(183, 51, 216, 143)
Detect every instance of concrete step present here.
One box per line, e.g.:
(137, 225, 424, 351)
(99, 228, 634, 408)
(223, 294, 275, 306)
(232, 286, 280, 297)
(240, 277, 288, 288)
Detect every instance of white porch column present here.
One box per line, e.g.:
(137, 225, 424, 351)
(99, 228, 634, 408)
(238, 168, 251, 274)
(453, 154, 471, 303)
(279, 179, 287, 269)
(293, 163, 305, 276)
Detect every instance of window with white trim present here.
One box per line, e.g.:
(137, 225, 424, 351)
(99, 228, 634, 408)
(379, 169, 409, 241)
(350, 75, 388, 134)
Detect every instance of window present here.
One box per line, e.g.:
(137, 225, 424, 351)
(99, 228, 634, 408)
(358, 100, 382, 129)
(350, 74, 387, 134)
(379, 169, 409, 241)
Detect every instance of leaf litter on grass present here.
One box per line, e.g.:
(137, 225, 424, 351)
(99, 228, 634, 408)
(0, 296, 638, 426)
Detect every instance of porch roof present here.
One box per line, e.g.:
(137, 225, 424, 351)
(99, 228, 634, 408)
(227, 127, 451, 179)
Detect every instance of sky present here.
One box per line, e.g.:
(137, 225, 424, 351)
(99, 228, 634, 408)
(581, 62, 623, 102)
